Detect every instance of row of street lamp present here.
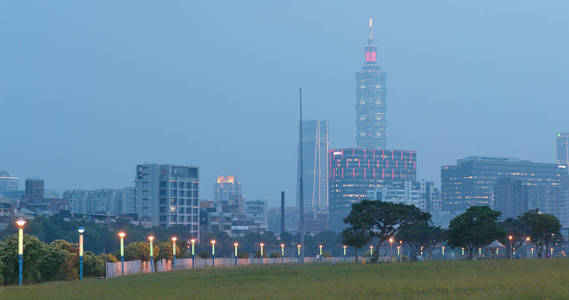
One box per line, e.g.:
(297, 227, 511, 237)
(14, 219, 549, 285)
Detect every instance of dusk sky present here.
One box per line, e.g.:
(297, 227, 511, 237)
(2, 1, 569, 205)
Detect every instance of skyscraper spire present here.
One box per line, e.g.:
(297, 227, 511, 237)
(368, 18, 374, 45)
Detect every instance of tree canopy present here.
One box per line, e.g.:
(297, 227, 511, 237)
(447, 206, 505, 259)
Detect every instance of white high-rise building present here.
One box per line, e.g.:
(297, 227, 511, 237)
(135, 164, 199, 235)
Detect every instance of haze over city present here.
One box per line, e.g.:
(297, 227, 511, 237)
(2, 0, 569, 204)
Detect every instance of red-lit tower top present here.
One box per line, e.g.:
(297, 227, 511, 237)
(365, 18, 377, 63)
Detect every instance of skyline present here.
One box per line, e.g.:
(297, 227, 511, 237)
(2, 1, 569, 205)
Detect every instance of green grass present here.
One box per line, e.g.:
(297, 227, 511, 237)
(2, 259, 569, 299)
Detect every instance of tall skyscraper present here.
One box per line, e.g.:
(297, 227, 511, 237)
(556, 132, 569, 166)
(135, 164, 199, 235)
(355, 18, 387, 149)
(297, 120, 329, 212)
(328, 148, 417, 231)
(441, 156, 568, 215)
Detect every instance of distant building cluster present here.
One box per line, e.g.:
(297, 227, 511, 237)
(2, 20, 569, 237)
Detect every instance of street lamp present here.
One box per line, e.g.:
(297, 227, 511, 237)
(171, 237, 177, 271)
(190, 239, 196, 269)
(370, 245, 374, 256)
(211, 240, 216, 267)
(234, 242, 239, 266)
(16, 219, 26, 286)
(260, 243, 265, 264)
(397, 245, 401, 261)
(78, 227, 85, 280)
(441, 246, 445, 257)
(388, 237, 394, 260)
(297, 244, 301, 264)
(343, 245, 347, 257)
(508, 235, 513, 259)
(118, 232, 126, 276)
(461, 247, 465, 256)
(148, 236, 155, 272)
(280, 243, 285, 263)
(319, 245, 323, 262)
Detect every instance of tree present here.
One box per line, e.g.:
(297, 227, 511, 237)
(39, 239, 74, 281)
(83, 251, 105, 277)
(447, 206, 505, 260)
(521, 209, 561, 258)
(344, 200, 430, 262)
(0, 234, 49, 285)
(396, 223, 446, 261)
(122, 241, 158, 262)
(156, 241, 180, 260)
(341, 227, 369, 262)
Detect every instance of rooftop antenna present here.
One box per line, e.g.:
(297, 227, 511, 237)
(368, 17, 374, 45)
(299, 87, 305, 264)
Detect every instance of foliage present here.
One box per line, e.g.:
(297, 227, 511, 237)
(396, 222, 446, 261)
(98, 253, 118, 263)
(521, 209, 561, 258)
(341, 228, 369, 261)
(344, 200, 430, 262)
(156, 241, 180, 260)
(0, 234, 49, 285)
(83, 251, 105, 277)
(39, 239, 74, 281)
(447, 206, 505, 259)
(269, 252, 281, 258)
(121, 241, 159, 262)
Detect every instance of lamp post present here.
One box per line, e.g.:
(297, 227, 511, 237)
(211, 240, 216, 267)
(461, 247, 465, 256)
(388, 237, 394, 261)
(525, 237, 531, 258)
(78, 227, 85, 280)
(508, 235, 513, 259)
(16, 219, 26, 286)
(297, 244, 301, 264)
(260, 243, 264, 264)
(171, 237, 177, 271)
(234, 242, 239, 266)
(441, 246, 445, 259)
(343, 245, 347, 257)
(118, 232, 126, 276)
(397, 246, 401, 262)
(319, 245, 323, 262)
(190, 239, 196, 269)
(280, 243, 285, 263)
(370, 245, 374, 257)
(148, 236, 155, 272)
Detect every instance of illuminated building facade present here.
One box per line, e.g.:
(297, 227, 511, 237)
(556, 132, 569, 166)
(328, 148, 417, 231)
(135, 164, 199, 236)
(355, 18, 387, 149)
(441, 156, 567, 215)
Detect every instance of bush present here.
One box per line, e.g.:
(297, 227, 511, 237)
(237, 252, 249, 259)
(269, 252, 281, 258)
(0, 234, 49, 285)
(198, 252, 209, 259)
(40, 240, 74, 281)
(98, 253, 118, 263)
(84, 251, 105, 277)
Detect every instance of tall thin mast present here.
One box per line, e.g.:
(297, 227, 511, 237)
(299, 87, 305, 263)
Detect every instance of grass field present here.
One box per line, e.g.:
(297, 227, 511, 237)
(1, 259, 569, 299)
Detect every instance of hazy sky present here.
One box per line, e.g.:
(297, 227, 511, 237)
(2, 1, 569, 206)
